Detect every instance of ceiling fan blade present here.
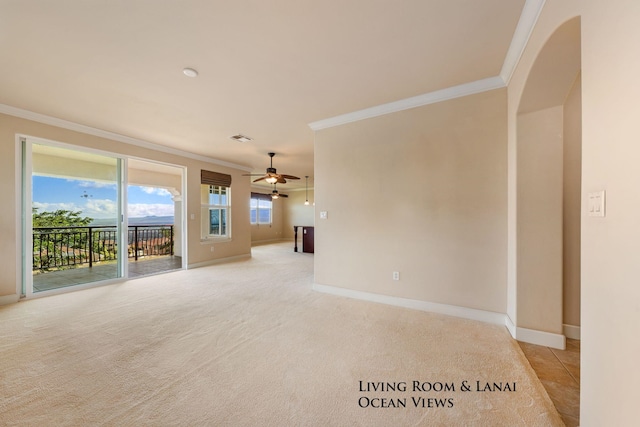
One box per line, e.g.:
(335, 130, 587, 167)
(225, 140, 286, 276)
(280, 174, 300, 180)
(252, 176, 268, 182)
(276, 176, 287, 184)
(279, 194, 289, 198)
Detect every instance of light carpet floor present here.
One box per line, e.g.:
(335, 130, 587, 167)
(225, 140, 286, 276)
(0, 242, 562, 426)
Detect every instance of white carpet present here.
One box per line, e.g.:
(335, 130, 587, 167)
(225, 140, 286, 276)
(0, 242, 562, 426)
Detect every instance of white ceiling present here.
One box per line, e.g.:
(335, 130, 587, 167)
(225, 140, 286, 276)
(1, 0, 527, 190)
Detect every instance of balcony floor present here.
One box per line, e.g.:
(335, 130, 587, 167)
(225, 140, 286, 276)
(33, 256, 182, 293)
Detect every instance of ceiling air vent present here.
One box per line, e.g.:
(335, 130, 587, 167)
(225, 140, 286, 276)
(230, 134, 252, 143)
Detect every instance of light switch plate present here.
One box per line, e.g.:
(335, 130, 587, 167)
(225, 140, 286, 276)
(588, 191, 606, 217)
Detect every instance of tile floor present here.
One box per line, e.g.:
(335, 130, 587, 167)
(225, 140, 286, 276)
(33, 256, 182, 292)
(518, 339, 580, 427)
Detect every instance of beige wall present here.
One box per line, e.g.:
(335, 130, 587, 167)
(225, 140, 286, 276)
(563, 74, 582, 327)
(283, 189, 315, 239)
(516, 106, 564, 333)
(0, 113, 252, 301)
(514, 71, 582, 336)
(580, 0, 640, 424)
(314, 89, 507, 313)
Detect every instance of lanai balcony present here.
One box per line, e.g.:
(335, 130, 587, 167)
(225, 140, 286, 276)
(32, 224, 181, 292)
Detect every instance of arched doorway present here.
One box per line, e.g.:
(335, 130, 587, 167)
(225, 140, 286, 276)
(515, 16, 582, 348)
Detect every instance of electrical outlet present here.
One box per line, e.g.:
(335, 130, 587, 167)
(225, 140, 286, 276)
(320, 211, 328, 219)
(393, 271, 400, 281)
(210, 246, 215, 252)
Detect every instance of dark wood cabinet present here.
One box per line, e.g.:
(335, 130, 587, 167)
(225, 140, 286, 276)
(294, 226, 315, 253)
(302, 226, 314, 253)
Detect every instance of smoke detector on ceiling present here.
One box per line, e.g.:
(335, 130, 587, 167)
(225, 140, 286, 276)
(230, 134, 253, 142)
(182, 67, 198, 77)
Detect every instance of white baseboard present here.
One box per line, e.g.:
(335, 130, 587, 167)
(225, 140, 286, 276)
(0, 294, 20, 306)
(505, 314, 569, 349)
(187, 254, 251, 269)
(312, 283, 506, 326)
(515, 326, 566, 350)
(563, 324, 581, 340)
(505, 315, 517, 338)
(251, 238, 288, 246)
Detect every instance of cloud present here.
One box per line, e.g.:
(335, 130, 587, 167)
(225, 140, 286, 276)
(33, 200, 172, 220)
(34, 199, 117, 220)
(76, 180, 117, 189)
(84, 199, 117, 218)
(139, 187, 172, 197)
(128, 203, 174, 218)
(33, 202, 82, 212)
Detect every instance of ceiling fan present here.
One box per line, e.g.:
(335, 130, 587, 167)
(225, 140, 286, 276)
(270, 183, 288, 199)
(243, 152, 300, 184)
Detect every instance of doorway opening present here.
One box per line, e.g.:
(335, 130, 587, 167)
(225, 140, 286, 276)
(516, 16, 582, 344)
(127, 159, 185, 278)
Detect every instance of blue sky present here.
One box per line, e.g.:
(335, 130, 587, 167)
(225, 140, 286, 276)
(32, 176, 174, 219)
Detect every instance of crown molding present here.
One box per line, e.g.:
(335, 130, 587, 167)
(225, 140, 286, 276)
(500, 0, 547, 85)
(308, 76, 505, 131)
(0, 104, 254, 172)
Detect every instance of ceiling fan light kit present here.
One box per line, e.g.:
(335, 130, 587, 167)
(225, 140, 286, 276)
(271, 183, 288, 199)
(243, 152, 300, 185)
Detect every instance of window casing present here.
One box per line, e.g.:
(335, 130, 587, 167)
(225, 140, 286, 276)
(201, 185, 230, 239)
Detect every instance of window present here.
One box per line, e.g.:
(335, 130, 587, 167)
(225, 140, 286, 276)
(200, 170, 232, 240)
(250, 193, 272, 225)
(201, 185, 231, 239)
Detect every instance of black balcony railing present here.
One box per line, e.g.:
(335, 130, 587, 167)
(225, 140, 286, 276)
(33, 225, 174, 271)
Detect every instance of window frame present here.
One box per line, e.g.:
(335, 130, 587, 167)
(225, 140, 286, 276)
(201, 184, 231, 240)
(250, 194, 273, 226)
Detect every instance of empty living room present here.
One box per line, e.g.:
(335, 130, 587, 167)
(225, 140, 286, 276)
(1, 1, 639, 425)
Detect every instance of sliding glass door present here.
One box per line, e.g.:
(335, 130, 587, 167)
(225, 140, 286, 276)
(24, 139, 125, 295)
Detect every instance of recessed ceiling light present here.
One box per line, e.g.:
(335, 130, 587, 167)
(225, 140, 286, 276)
(230, 134, 253, 142)
(183, 67, 198, 78)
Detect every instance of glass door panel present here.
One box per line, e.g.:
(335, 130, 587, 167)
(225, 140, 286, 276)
(28, 141, 122, 293)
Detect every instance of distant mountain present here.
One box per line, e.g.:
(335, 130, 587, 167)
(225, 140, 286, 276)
(129, 216, 174, 225)
(89, 216, 174, 227)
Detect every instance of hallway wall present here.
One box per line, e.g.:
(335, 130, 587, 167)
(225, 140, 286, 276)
(562, 74, 582, 328)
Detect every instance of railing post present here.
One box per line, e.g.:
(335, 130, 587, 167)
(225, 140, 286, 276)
(88, 227, 93, 268)
(134, 226, 139, 261)
(170, 225, 174, 256)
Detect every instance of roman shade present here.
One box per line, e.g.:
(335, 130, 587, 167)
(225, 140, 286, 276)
(251, 192, 272, 202)
(201, 170, 232, 187)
